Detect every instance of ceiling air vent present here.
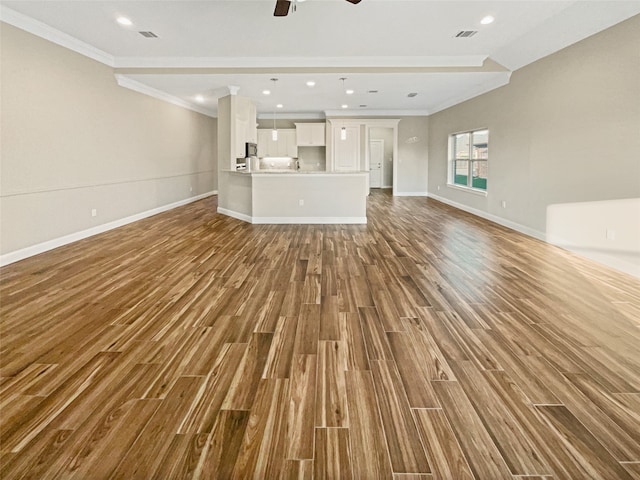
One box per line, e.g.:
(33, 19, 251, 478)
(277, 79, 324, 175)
(138, 31, 158, 38)
(368, 90, 378, 94)
(455, 30, 477, 38)
(407, 92, 418, 98)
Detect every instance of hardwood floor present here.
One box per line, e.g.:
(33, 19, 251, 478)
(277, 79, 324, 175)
(1, 190, 639, 479)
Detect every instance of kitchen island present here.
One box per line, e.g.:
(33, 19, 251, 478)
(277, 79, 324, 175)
(217, 170, 368, 224)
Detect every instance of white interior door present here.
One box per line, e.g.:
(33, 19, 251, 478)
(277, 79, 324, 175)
(369, 139, 383, 188)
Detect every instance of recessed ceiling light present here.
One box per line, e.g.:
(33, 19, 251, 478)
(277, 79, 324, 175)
(341, 104, 348, 109)
(276, 104, 283, 109)
(346, 89, 354, 95)
(481, 15, 494, 25)
(116, 16, 133, 26)
(195, 95, 204, 103)
(262, 90, 271, 95)
(306, 81, 315, 87)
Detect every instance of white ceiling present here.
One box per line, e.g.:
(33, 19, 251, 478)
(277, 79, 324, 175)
(2, 1, 639, 117)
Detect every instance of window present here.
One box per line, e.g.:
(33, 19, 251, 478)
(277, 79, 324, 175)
(449, 129, 488, 191)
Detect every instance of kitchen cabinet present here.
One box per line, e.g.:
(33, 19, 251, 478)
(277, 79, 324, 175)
(235, 101, 257, 158)
(236, 118, 248, 158)
(257, 129, 297, 157)
(295, 123, 326, 146)
(246, 103, 257, 144)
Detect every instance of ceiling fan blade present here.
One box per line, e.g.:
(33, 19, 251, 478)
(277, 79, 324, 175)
(345, 0, 362, 3)
(274, 0, 291, 16)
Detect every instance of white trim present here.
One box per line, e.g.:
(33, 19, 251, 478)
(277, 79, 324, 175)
(115, 75, 216, 118)
(393, 192, 429, 197)
(113, 55, 487, 69)
(430, 193, 639, 279)
(327, 119, 401, 127)
(216, 207, 253, 223)
(0, 5, 114, 66)
(428, 193, 546, 242)
(325, 110, 431, 117)
(446, 183, 488, 197)
(0, 192, 216, 267)
(257, 112, 326, 120)
(252, 216, 367, 225)
(216, 208, 366, 225)
(546, 236, 640, 279)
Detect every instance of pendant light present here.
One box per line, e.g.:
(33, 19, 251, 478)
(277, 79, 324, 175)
(271, 78, 278, 141)
(339, 78, 348, 140)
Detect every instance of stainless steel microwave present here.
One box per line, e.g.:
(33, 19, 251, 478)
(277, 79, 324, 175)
(245, 142, 257, 157)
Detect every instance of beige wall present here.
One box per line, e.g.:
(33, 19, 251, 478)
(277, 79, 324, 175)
(0, 23, 217, 257)
(547, 198, 640, 276)
(397, 116, 429, 194)
(427, 15, 640, 273)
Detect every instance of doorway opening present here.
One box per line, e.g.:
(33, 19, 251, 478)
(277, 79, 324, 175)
(369, 127, 394, 193)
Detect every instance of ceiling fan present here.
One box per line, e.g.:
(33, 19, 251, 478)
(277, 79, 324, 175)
(274, 0, 361, 17)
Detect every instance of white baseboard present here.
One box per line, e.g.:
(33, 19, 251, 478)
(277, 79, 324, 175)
(393, 191, 429, 197)
(217, 208, 366, 225)
(429, 193, 639, 279)
(1, 191, 216, 267)
(546, 235, 640, 279)
(216, 207, 252, 223)
(252, 216, 367, 224)
(428, 193, 546, 241)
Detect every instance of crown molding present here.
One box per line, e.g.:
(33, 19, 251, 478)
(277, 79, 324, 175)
(112, 55, 488, 69)
(326, 118, 401, 126)
(115, 75, 216, 118)
(257, 112, 326, 120)
(325, 109, 430, 117)
(0, 5, 114, 66)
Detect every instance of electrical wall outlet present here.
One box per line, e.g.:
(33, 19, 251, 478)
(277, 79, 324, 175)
(501, 200, 507, 209)
(606, 229, 616, 241)
(299, 199, 304, 206)
(91, 209, 97, 217)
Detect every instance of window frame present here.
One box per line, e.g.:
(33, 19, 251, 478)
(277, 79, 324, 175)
(448, 128, 489, 194)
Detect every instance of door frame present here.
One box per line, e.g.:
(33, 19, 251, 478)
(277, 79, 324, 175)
(364, 120, 400, 195)
(369, 138, 384, 189)
(326, 118, 400, 193)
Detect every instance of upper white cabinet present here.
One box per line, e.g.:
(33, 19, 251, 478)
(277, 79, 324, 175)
(246, 102, 258, 144)
(257, 129, 297, 157)
(295, 123, 326, 146)
(235, 98, 257, 158)
(257, 130, 270, 157)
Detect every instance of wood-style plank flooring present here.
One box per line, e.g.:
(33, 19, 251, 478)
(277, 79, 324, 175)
(1, 190, 640, 479)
